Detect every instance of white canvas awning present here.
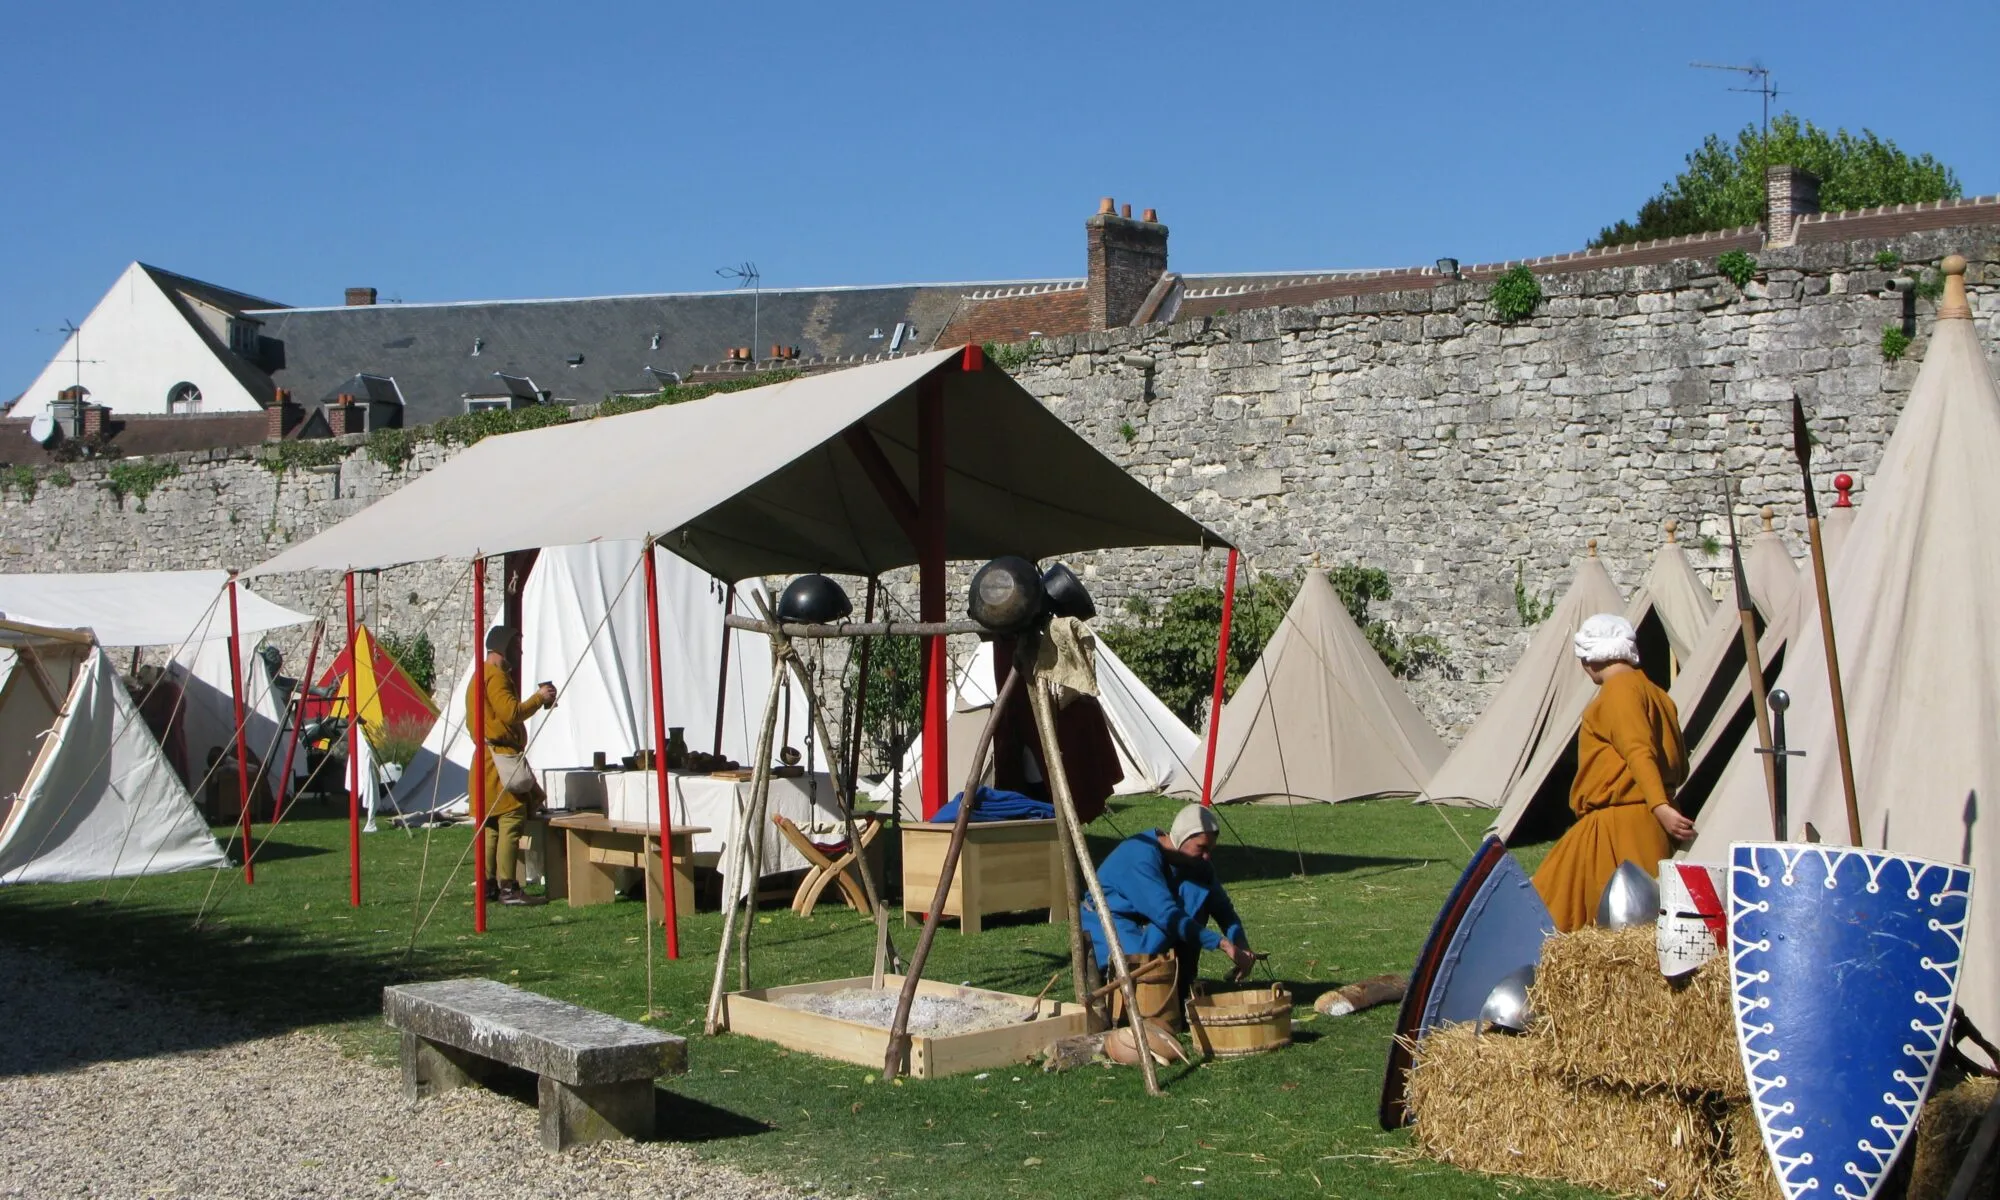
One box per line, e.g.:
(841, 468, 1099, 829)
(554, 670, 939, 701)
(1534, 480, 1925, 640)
(0, 571, 311, 647)
(249, 349, 1225, 582)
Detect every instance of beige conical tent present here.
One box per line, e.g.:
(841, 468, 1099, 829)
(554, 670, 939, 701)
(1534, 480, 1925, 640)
(1689, 257, 1999, 1057)
(1426, 546, 1625, 842)
(1198, 570, 1446, 805)
(1633, 522, 1715, 669)
(1742, 508, 1800, 621)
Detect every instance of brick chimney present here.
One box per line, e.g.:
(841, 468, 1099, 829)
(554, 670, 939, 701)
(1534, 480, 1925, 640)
(265, 388, 304, 441)
(1086, 197, 1169, 330)
(1764, 165, 1820, 248)
(80, 403, 110, 441)
(325, 393, 364, 435)
(344, 287, 378, 307)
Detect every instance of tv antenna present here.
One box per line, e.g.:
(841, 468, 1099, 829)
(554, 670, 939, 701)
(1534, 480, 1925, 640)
(716, 261, 762, 361)
(1691, 61, 1780, 226)
(35, 319, 101, 390)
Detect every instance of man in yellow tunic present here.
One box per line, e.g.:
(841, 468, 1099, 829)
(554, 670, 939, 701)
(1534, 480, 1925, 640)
(1531, 613, 1693, 931)
(471, 625, 557, 907)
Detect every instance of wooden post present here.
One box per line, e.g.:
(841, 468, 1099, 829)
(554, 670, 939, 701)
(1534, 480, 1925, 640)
(704, 667, 785, 1035)
(641, 541, 680, 959)
(1028, 666, 1163, 1096)
(918, 375, 947, 818)
(344, 571, 360, 904)
(1052, 802, 1091, 1006)
(736, 648, 784, 990)
(271, 620, 323, 822)
(884, 663, 1024, 1080)
(1200, 547, 1240, 806)
(226, 574, 255, 884)
(471, 558, 487, 934)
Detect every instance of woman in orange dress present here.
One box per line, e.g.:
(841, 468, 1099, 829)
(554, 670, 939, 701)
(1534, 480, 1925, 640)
(1531, 613, 1694, 931)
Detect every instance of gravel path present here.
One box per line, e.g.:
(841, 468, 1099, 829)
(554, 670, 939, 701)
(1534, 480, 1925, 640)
(0, 943, 806, 1199)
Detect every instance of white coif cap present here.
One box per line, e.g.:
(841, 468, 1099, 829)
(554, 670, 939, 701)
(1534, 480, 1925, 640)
(1169, 804, 1220, 849)
(1574, 612, 1641, 666)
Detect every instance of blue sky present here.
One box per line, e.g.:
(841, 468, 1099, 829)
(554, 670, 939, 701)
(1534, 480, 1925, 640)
(3, 0, 1995, 397)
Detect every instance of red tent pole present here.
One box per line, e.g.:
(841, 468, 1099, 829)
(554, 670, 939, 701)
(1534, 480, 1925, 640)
(272, 620, 323, 822)
(226, 574, 255, 884)
(471, 558, 488, 934)
(345, 572, 361, 906)
(712, 586, 734, 758)
(918, 374, 948, 819)
(642, 542, 681, 958)
(1199, 547, 1240, 807)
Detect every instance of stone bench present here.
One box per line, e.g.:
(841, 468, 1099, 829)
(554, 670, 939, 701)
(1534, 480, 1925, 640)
(383, 978, 687, 1151)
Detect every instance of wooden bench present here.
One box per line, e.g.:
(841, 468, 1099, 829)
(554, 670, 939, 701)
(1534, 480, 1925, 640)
(383, 978, 687, 1150)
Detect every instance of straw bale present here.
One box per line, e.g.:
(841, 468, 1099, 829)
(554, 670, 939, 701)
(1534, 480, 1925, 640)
(1713, 1103, 1783, 1200)
(1407, 1024, 1732, 1199)
(1530, 926, 1744, 1098)
(1908, 1072, 1999, 1200)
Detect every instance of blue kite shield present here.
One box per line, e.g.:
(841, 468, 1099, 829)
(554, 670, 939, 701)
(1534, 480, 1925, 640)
(1729, 842, 1974, 1200)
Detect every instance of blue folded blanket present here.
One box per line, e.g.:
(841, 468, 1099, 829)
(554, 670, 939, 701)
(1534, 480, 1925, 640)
(929, 786, 1055, 824)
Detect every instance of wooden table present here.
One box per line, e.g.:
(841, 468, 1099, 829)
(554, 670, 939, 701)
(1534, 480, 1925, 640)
(539, 814, 709, 916)
(902, 819, 1064, 934)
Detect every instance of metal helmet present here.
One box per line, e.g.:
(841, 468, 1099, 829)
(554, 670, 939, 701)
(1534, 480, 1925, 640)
(777, 574, 853, 624)
(1656, 861, 1727, 979)
(1041, 562, 1096, 621)
(1596, 860, 1661, 930)
(1478, 964, 1536, 1034)
(967, 556, 1045, 635)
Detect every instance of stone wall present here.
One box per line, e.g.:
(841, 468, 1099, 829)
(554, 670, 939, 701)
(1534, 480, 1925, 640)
(3, 226, 1995, 742)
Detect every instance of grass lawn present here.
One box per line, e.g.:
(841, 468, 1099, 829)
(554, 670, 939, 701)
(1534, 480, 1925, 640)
(0, 795, 1588, 1199)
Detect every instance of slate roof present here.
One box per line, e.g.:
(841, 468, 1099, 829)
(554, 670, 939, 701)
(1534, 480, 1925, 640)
(248, 283, 982, 427)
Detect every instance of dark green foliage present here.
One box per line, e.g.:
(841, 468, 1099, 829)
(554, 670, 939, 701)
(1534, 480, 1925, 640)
(1489, 267, 1542, 323)
(1716, 250, 1758, 288)
(1102, 566, 1447, 726)
(375, 630, 436, 695)
(1873, 250, 1901, 269)
(1593, 114, 1961, 247)
(262, 439, 350, 474)
(2, 465, 38, 503)
(843, 634, 926, 783)
(1881, 324, 1912, 362)
(981, 339, 1039, 372)
(1910, 268, 1946, 302)
(1514, 560, 1556, 626)
(104, 460, 179, 506)
(1118, 420, 1138, 443)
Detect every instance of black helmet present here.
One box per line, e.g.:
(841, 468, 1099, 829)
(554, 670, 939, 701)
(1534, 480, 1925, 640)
(1041, 562, 1096, 621)
(967, 556, 1045, 635)
(777, 574, 852, 624)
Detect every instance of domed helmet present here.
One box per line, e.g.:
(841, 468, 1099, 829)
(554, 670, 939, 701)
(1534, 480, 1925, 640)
(1595, 860, 1660, 930)
(1478, 964, 1536, 1034)
(1041, 562, 1096, 621)
(967, 556, 1045, 635)
(777, 573, 853, 624)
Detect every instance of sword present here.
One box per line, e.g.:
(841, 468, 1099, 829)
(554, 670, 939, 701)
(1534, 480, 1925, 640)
(1723, 477, 1782, 837)
(1755, 689, 1807, 841)
(1792, 399, 1864, 846)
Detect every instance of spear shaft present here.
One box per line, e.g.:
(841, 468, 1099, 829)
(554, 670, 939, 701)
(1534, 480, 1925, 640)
(1723, 478, 1781, 837)
(1791, 399, 1863, 845)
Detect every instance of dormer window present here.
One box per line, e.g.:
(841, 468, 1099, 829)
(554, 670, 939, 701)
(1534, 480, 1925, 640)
(167, 382, 203, 414)
(227, 317, 261, 359)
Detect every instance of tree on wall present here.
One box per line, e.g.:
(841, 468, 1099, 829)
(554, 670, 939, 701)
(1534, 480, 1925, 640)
(1591, 115, 1961, 248)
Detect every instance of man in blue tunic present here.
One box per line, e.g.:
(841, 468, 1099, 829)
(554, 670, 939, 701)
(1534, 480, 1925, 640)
(1081, 805, 1256, 999)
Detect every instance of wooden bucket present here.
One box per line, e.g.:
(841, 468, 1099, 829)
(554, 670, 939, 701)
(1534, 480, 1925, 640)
(1186, 983, 1292, 1057)
(1108, 954, 1183, 1031)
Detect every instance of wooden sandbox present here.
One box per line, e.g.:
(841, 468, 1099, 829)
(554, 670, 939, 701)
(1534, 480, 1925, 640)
(722, 975, 1095, 1078)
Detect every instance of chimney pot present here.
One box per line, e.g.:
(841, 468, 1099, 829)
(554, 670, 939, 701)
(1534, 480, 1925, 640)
(1142, 208, 1157, 223)
(344, 287, 377, 307)
(1098, 196, 1116, 215)
(1086, 200, 1170, 330)
(1120, 203, 1131, 218)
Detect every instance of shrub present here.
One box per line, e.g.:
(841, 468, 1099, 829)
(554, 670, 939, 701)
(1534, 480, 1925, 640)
(1716, 250, 1758, 288)
(1880, 324, 1912, 362)
(1514, 560, 1556, 626)
(1489, 267, 1542, 323)
(1873, 250, 1901, 269)
(371, 716, 431, 771)
(376, 630, 436, 695)
(1119, 420, 1138, 443)
(105, 460, 180, 507)
(1, 465, 38, 503)
(982, 340, 1040, 372)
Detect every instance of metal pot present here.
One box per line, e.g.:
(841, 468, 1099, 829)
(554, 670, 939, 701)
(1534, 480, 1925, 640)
(777, 573, 852, 624)
(967, 556, 1045, 635)
(1041, 562, 1096, 621)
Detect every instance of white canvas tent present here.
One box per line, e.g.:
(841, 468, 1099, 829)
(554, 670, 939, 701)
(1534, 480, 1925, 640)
(1425, 549, 1625, 842)
(169, 635, 300, 798)
(392, 541, 792, 818)
(1194, 570, 1446, 805)
(0, 625, 224, 883)
(871, 635, 1203, 816)
(1741, 511, 1801, 623)
(1632, 527, 1715, 669)
(1689, 262, 1999, 1056)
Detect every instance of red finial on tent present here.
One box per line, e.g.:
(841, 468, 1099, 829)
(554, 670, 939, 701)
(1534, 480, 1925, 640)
(1833, 473, 1854, 507)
